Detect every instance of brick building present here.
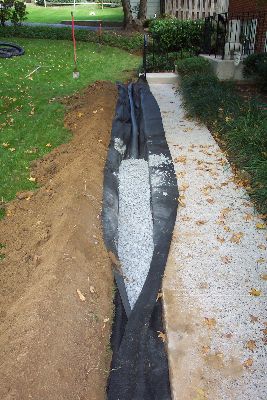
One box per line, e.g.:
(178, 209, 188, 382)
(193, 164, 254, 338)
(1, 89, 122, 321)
(228, 0, 267, 52)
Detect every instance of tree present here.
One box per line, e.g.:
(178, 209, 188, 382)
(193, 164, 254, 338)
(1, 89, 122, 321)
(121, 0, 133, 28)
(121, 0, 147, 29)
(138, 0, 147, 22)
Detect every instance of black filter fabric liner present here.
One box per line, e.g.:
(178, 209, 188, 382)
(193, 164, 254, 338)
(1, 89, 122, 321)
(102, 78, 178, 400)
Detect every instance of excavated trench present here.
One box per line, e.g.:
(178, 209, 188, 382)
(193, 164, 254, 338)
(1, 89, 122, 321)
(102, 78, 179, 399)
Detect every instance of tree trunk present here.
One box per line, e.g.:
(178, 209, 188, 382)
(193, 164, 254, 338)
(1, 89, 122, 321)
(138, 0, 147, 22)
(121, 0, 133, 28)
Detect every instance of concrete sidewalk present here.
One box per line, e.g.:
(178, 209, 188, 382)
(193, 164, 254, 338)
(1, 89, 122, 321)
(149, 82, 267, 400)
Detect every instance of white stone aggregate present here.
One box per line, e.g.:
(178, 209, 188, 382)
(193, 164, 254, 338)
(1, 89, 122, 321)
(150, 83, 267, 400)
(118, 159, 154, 309)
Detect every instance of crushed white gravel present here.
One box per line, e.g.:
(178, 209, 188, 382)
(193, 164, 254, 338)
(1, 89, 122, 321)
(150, 83, 267, 400)
(118, 159, 154, 309)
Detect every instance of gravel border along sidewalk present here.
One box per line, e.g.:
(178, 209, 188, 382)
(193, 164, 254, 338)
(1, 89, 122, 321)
(150, 83, 267, 400)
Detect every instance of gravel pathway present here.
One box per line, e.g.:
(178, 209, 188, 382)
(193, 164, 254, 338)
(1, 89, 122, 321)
(150, 83, 267, 400)
(118, 159, 154, 309)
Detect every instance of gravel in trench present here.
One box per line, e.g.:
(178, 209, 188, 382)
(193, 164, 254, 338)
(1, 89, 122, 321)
(118, 159, 154, 309)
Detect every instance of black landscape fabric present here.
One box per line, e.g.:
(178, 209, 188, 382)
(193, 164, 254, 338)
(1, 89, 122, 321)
(102, 78, 178, 400)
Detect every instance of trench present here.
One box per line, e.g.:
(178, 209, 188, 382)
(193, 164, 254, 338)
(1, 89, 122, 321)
(102, 78, 178, 400)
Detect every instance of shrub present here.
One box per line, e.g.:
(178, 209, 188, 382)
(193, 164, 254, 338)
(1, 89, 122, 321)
(0, 0, 27, 26)
(145, 52, 177, 72)
(243, 53, 267, 92)
(176, 56, 212, 76)
(0, 25, 143, 52)
(149, 18, 204, 54)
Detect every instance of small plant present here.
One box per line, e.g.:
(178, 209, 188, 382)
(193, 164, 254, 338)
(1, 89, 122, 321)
(176, 56, 212, 76)
(243, 53, 267, 92)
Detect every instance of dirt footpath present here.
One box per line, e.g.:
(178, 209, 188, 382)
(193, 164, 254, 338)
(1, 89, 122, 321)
(0, 82, 116, 400)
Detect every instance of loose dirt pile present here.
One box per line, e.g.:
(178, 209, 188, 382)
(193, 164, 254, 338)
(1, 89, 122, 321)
(0, 81, 116, 400)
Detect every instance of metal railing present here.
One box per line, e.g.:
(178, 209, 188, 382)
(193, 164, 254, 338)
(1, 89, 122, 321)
(202, 11, 267, 59)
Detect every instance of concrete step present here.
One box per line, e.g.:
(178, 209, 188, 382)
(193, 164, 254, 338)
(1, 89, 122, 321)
(145, 72, 178, 84)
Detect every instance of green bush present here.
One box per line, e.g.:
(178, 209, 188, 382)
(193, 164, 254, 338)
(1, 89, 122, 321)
(0, 25, 143, 52)
(149, 18, 204, 54)
(0, 0, 27, 26)
(243, 53, 267, 92)
(145, 52, 177, 72)
(179, 58, 267, 213)
(176, 56, 212, 76)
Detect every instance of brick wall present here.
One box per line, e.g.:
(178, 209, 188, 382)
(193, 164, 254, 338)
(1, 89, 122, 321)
(229, 0, 267, 52)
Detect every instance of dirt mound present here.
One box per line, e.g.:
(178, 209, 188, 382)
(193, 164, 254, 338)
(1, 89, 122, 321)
(0, 81, 116, 400)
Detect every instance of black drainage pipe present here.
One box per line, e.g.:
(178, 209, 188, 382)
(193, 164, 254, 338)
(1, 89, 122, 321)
(102, 78, 178, 400)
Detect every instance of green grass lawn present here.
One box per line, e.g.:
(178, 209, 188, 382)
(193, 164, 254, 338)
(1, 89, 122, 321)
(26, 4, 124, 23)
(0, 37, 140, 215)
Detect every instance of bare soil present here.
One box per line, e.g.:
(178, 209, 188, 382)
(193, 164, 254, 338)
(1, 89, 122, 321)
(0, 81, 116, 400)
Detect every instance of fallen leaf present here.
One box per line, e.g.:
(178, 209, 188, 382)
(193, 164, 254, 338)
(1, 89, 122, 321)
(246, 340, 256, 352)
(201, 345, 210, 354)
(193, 387, 207, 400)
(260, 274, 267, 281)
(250, 315, 259, 323)
(89, 286, 96, 293)
(156, 291, 163, 301)
(46, 143, 52, 147)
(93, 110, 98, 114)
(157, 331, 166, 342)
(204, 317, 216, 329)
(249, 288, 261, 296)
(28, 176, 36, 182)
(217, 236, 225, 244)
(256, 223, 266, 230)
(103, 318, 109, 323)
(244, 213, 253, 221)
(76, 289, 86, 301)
(178, 198, 186, 207)
(221, 256, 232, 264)
(258, 244, 266, 250)
(257, 258, 265, 264)
(196, 220, 207, 226)
(8, 147, 16, 152)
(230, 232, 244, 244)
(262, 328, 267, 335)
(2, 142, 9, 147)
(243, 358, 253, 368)
(174, 155, 187, 164)
(206, 198, 215, 204)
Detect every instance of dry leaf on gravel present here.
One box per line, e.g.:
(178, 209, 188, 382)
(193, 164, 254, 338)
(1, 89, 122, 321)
(256, 223, 266, 229)
(217, 236, 225, 244)
(230, 232, 244, 244)
(201, 345, 210, 354)
(258, 244, 266, 250)
(89, 286, 96, 294)
(246, 340, 256, 352)
(193, 387, 207, 400)
(250, 315, 259, 323)
(76, 289, 86, 302)
(174, 156, 187, 164)
(156, 291, 163, 301)
(157, 331, 166, 342)
(243, 358, 253, 368)
(221, 256, 232, 264)
(260, 274, 267, 281)
(204, 317, 216, 329)
(196, 220, 208, 226)
(249, 288, 261, 296)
